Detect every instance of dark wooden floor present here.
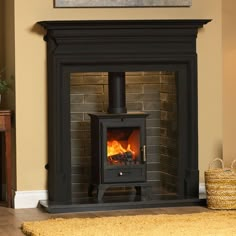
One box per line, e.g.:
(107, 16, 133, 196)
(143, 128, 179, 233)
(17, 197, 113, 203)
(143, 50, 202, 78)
(0, 206, 210, 236)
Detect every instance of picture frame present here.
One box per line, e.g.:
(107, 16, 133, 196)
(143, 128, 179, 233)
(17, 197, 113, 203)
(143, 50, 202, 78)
(54, 0, 192, 8)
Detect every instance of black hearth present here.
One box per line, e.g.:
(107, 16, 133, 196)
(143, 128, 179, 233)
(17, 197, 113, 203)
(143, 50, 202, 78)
(38, 20, 211, 213)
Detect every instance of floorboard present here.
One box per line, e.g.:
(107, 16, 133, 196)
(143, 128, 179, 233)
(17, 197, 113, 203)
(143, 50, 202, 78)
(0, 206, 210, 235)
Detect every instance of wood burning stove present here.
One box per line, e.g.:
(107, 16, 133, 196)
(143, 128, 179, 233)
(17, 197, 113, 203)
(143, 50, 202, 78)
(88, 72, 151, 201)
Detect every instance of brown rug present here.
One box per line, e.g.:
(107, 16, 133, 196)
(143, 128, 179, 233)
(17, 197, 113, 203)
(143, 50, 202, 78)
(21, 211, 236, 236)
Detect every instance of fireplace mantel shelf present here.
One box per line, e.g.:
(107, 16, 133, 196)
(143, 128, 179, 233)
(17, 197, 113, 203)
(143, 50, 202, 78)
(38, 19, 211, 29)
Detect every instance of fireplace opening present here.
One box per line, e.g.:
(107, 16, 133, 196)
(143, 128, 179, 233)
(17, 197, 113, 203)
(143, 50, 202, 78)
(70, 71, 178, 203)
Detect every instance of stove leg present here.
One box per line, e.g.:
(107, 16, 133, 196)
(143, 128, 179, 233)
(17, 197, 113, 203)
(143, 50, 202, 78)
(97, 185, 107, 203)
(135, 185, 152, 200)
(88, 184, 107, 202)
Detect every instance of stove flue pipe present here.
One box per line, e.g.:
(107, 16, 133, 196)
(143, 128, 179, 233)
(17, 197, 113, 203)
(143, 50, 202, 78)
(107, 72, 127, 114)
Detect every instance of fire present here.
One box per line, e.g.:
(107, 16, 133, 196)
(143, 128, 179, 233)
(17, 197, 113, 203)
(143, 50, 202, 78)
(107, 140, 135, 163)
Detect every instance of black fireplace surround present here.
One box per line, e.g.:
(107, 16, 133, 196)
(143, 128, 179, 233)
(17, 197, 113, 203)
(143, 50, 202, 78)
(38, 19, 210, 213)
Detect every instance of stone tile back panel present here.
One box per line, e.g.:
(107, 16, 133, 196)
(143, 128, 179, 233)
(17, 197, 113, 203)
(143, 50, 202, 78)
(70, 71, 177, 198)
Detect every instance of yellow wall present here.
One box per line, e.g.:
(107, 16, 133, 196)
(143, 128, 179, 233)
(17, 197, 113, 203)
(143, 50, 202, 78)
(0, 0, 4, 69)
(222, 1, 236, 167)
(13, 0, 222, 190)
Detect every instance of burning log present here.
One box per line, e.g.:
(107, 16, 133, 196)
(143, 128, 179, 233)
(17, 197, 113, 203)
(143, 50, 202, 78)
(108, 151, 133, 163)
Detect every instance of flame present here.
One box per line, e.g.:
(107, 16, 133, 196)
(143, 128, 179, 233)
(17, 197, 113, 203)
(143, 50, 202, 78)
(107, 140, 135, 159)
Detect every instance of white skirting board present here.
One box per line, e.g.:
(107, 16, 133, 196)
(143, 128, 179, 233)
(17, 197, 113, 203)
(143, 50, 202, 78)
(199, 182, 206, 199)
(13, 184, 206, 209)
(14, 190, 48, 209)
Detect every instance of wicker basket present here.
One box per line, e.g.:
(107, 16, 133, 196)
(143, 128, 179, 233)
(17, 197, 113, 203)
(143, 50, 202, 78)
(205, 158, 236, 209)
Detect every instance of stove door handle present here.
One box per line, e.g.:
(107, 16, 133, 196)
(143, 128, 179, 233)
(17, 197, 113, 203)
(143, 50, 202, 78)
(141, 145, 147, 163)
